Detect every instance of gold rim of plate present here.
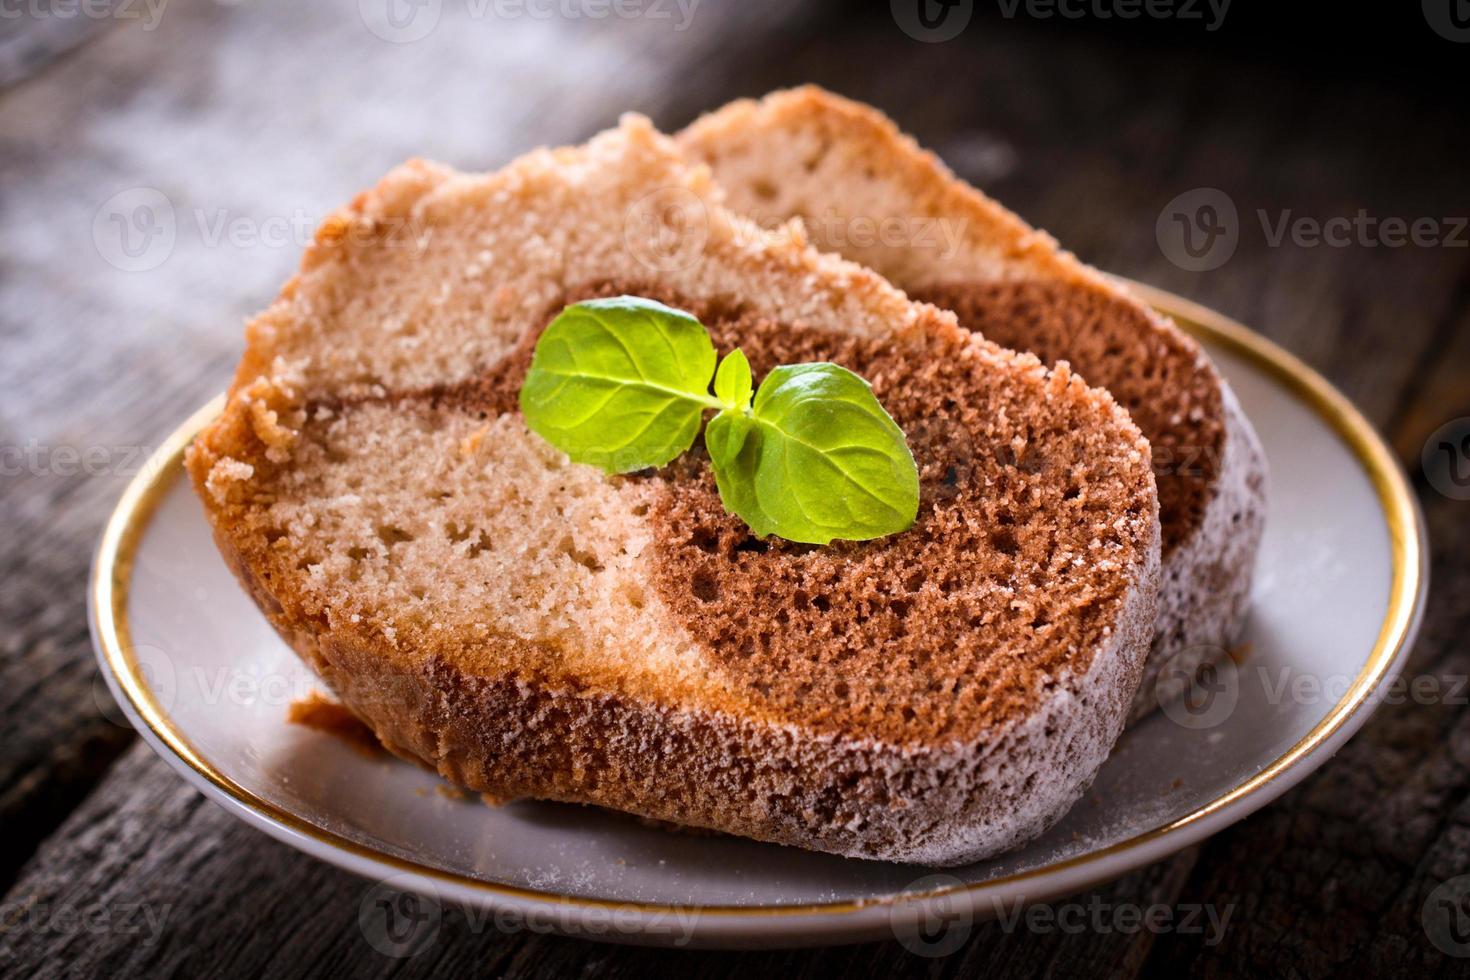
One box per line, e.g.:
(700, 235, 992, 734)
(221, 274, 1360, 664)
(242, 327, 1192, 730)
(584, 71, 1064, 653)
(89, 281, 1428, 919)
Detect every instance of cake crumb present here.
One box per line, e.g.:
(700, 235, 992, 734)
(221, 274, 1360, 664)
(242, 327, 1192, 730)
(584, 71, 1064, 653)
(204, 457, 254, 503)
(287, 692, 383, 757)
(460, 424, 490, 458)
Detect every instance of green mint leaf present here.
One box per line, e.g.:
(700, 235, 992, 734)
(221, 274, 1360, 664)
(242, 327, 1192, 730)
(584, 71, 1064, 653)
(712, 348, 752, 411)
(707, 362, 920, 545)
(519, 296, 720, 472)
(519, 297, 920, 545)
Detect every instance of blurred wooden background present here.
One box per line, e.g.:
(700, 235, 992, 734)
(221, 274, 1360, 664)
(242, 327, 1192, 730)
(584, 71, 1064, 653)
(2, 2, 1467, 976)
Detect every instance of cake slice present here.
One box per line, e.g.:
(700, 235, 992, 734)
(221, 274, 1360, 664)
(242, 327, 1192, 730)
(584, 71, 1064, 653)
(680, 88, 1267, 721)
(186, 116, 1160, 865)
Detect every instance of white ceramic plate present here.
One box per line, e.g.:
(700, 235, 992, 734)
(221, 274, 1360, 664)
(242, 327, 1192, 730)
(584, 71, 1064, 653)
(91, 284, 1427, 949)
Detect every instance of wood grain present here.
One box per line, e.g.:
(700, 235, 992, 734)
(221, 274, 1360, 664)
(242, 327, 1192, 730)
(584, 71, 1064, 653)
(2, 4, 1467, 977)
(0, 745, 1209, 979)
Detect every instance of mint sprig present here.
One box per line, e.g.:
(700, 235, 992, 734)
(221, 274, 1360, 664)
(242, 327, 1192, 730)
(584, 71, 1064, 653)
(519, 296, 920, 545)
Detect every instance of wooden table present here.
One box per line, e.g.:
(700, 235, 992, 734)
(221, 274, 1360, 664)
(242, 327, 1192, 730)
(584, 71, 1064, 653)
(3, 4, 1466, 976)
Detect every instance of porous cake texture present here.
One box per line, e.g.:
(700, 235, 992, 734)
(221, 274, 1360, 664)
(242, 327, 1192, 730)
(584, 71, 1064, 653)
(189, 116, 1160, 864)
(680, 87, 1267, 721)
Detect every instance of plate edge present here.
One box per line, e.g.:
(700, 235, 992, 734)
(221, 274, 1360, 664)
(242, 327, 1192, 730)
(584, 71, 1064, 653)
(86, 284, 1430, 930)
